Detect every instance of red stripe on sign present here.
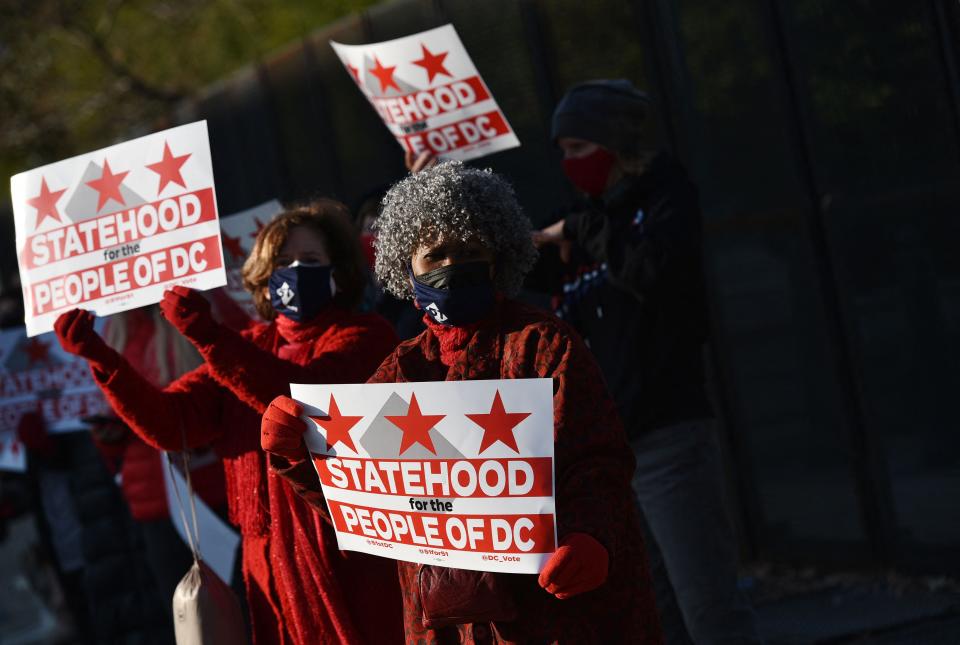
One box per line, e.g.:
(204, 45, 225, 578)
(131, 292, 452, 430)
(371, 76, 491, 125)
(401, 110, 510, 155)
(315, 455, 553, 498)
(327, 499, 556, 554)
(30, 234, 223, 316)
(21, 188, 218, 270)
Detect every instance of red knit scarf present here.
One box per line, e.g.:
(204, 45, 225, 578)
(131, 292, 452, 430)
(423, 316, 482, 367)
(275, 305, 346, 345)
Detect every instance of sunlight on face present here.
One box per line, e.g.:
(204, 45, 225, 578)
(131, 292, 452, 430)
(410, 236, 494, 276)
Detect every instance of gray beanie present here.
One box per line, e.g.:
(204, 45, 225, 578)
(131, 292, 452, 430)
(551, 79, 651, 153)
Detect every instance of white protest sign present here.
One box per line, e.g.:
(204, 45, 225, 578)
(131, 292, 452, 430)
(218, 200, 283, 319)
(163, 454, 241, 585)
(291, 379, 556, 574)
(0, 431, 27, 473)
(0, 327, 110, 434)
(10, 121, 227, 337)
(331, 24, 520, 161)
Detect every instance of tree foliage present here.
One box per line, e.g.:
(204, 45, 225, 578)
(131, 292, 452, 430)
(0, 0, 377, 206)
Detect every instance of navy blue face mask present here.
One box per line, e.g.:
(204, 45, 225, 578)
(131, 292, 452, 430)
(269, 262, 336, 322)
(411, 261, 495, 327)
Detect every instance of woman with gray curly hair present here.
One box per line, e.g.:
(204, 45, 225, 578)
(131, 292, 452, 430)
(262, 161, 662, 644)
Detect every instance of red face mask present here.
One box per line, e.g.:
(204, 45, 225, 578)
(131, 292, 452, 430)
(561, 147, 616, 197)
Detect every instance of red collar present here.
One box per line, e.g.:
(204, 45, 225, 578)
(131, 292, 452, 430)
(423, 316, 483, 366)
(275, 306, 346, 344)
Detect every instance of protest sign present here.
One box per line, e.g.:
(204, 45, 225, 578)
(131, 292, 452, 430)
(291, 379, 556, 574)
(331, 24, 520, 161)
(0, 326, 110, 434)
(10, 121, 227, 336)
(218, 200, 283, 319)
(0, 431, 26, 473)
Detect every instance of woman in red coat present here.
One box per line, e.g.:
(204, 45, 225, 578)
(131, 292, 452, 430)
(261, 165, 663, 644)
(54, 200, 404, 645)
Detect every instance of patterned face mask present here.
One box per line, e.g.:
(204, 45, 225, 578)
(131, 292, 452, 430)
(410, 261, 495, 327)
(268, 261, 336, 322)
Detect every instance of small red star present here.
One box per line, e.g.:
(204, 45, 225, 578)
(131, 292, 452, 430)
(10, 442, 20, 456)
(309, 394, 363, 453)
(86, 159, 129, 211)
(465, 390, 530, 454)
(411, 44, 451, 84)
(221, 232, 244, 259)
(346, 63, 361, 84)
(368, 56, 400, 93)
(146, 141, 191, 195)
(26, 177, 67, 230)
(385, 392, 444, 455)
(249, 216, 268, 240)
(23, 337, 51, 365)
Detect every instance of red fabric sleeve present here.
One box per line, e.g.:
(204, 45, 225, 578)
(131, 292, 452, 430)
(91, 357, 225, 451)
(268, 454, 330, 522)
(542, 331, 636, 565)
(197, 318, 396, 414)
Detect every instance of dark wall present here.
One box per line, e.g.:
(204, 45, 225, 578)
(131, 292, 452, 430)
(177, 0, 960, 573)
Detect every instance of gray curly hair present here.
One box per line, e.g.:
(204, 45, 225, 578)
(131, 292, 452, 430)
(374, 161, 538, 300)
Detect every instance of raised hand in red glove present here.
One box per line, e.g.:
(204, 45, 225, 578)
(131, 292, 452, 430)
(538, 532, 609, 599)
(261, 395, 309, 462)
(54, 309, 118, 372)
(159, 286, 219, 345)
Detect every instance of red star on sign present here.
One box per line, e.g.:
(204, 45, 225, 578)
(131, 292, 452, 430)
(385, 392, 444, 455)
(368, 56, 400, 93)
(86, 159, 129, 211)
(146, 141, 191, 195)
(26, 177, 67, 230)
(24, 337, 51, 364)
(466, 390, 530, 454)
(222, 232, 244, 259)
(411, 44, 451, 84)
(309, 394, 363, 453)
(249, 216, 268, 240)
(10, 442, 20, 456)
(346, 63, 361, 84)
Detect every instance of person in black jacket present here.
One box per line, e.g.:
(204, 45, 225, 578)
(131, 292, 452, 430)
(535, 79, 762, 645)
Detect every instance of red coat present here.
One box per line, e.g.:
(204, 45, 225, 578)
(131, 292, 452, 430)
(90, 305, 404, 645)
(275, 300, 663, 644)
(94, 308, 226, 521)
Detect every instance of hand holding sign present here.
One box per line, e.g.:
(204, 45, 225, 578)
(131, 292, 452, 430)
(262, 395, 309, 462)
(54, 309, 118, 372)
(405, 150, 438, 174)
(159, 286, 218, 345)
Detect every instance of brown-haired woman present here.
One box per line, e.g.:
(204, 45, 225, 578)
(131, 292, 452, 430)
(54, 199, 403, 645)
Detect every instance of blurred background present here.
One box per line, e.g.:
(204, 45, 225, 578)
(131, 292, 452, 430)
(1, 0, 959, 642)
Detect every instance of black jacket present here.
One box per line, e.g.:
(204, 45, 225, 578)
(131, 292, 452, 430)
(66, 432, 172, 644)
(559, 152, 711, 435)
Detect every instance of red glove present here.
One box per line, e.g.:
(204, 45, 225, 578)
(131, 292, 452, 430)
(54, 309, 118, 371)
(17, 411, 55, 458)
(159, 286, 219, 345)
(538, 532, 609, 599)
(261, 395, 309, 462)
